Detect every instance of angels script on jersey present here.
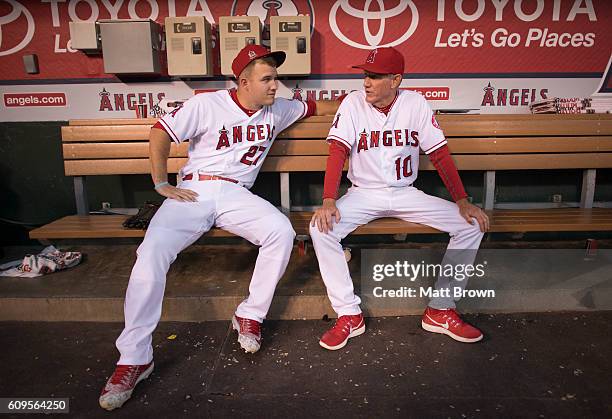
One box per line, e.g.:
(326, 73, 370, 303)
(356, 129, 420, 153)
(215, 124, 276, 150)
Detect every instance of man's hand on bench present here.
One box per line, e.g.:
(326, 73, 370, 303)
(155, 184, 199, 202)
(311, 198, 342, 234)
(456, 198, 489, 232)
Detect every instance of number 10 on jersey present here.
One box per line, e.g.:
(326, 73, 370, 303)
(395, 155, 413, 180)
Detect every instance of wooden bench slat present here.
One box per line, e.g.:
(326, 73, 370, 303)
(490, 216, 612, 222)
(62, 137, 612, 160)
(286, 115, 611, 137)
(62, 122, 336, 141)
(306, 218, 612, 234)
(29, 210, 612, 239)
(274, 137, 612, 154)
(64, 114, 612, 141)
(289, 209, 612, 220)
(276, 123, 340, 138)
(69, 118, 159, 126)
(62, 125, 153, 142)
(64, 159, 185, 176)
(68, 114, 611, 127)
(447, 137, 612, 153)
(486, 212, 612, 218)
(487, 210, 612, 218)
(262, 153, 612, 172)
(63, 152, 612, 175)
(440, 119, 612, 137)
(29, 215, 234, 239)
(289, 209, 612, 234)
(63, 142, 188, 159)
(62, 157, 331, 175)
(62, 140, 331, 159)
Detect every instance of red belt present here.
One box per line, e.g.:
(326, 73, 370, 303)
(182, 173, 239, 184)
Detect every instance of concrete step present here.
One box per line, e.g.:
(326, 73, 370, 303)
(1, 242, 611, 321)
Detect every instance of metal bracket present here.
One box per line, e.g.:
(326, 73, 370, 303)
(280, 172, 291, 214)
(483, 170, 496, 210)
(74, 176, 89, 215)
(580, 169, 596, 209)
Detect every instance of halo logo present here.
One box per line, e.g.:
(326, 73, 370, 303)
(0, 0, 35, 57)
(366, 48, 378, 63)
(329, 0, 418, 49)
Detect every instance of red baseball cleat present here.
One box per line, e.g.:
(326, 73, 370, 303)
(99, 361, 154, 411)
(232, 315, 262, 353)
(421, 307, 483, 343)
(319, 313, 365, 350)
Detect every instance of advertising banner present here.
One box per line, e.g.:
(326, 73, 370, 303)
(0, 0, 610, 120)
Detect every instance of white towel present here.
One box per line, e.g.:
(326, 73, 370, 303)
(0, 246, 82, 278)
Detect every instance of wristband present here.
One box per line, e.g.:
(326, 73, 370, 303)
(154, 181, 169, 190)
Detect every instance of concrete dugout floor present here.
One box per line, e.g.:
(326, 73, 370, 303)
(1, 313, 611, 418)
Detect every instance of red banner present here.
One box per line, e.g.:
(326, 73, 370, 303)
(0, 0, 610, 81)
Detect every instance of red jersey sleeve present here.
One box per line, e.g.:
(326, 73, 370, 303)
(304, 99, 316, 118)
(322, 140, 350, 200)
(428, 145, 468, 202)
(151, 120, 175, 141)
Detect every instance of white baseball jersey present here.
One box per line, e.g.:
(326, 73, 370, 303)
(327, 90, 446, 188)
(158, 90, 308, 188)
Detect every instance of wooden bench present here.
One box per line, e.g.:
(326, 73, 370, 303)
(29, 114, 612, 240)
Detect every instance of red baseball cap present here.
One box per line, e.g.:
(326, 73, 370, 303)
(232, 44, 286, 78)
(352, 47, 405, 75)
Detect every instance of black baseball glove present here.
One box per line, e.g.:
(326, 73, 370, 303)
(122, 201, 162, 229)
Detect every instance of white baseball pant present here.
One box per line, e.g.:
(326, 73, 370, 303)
(309, 186, 484, 316)
(116, 180, 295, 365)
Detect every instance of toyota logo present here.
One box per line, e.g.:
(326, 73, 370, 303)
(329, 0, 418, 49)
(0, 0, 35, 57)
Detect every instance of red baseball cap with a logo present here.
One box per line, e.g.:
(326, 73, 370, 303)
(352, 47, 405, 75)
(232, 44, 286, 78)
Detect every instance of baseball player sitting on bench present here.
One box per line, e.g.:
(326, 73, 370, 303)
(310, 47, 490, 351)
(99, 44, 339, 411)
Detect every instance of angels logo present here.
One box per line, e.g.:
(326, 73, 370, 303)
(98, 88, 111, 112)
(431, 114, 440, 129)
(291, 86, 351, 101)
(217, 126, 230, 150)
(331, 113, 341, 129)
(481, 82, 549, 107)
(329, 0, 419, 49)
(169, 105, 182, 117)
(594, 54, 612, 95)
(357, 130, 369, 153)
(231, 0, 315, 36)
(0, 0, 35, 57)
(292, 84, 304, 101)
(98, 88, 166, 112)
(481, 83, 495, 107)
(366, 49, 378, 63)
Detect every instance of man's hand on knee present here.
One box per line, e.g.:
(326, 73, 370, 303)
(456, 198, 489, 232)
(311, 198, 342, 234)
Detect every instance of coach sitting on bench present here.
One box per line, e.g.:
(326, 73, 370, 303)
(310, 47, 489, 351)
